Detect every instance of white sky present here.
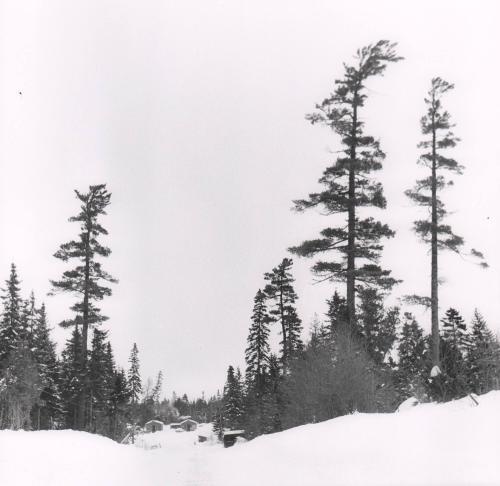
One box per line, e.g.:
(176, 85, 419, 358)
(1, 0, 499, 398)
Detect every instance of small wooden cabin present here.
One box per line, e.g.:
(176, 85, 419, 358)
(180, 418, 198, 431)
(144, 419, 164, 433)
(223, 430, 245, 448)
(170, 418, 198, 431)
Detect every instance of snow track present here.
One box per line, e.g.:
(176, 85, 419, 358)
(1, 392, 500, 485)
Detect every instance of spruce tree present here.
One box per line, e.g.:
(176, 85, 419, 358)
(245, 290, 271, 395)
(223, 365, 244, 430)
(88, 328, 111, 432)
(127, 343, 142, 405)
(262, 354, 282, 433)
(326, 291, 348, 335)
(108, 368, 129, 440)
(212, 405, 224, 441)
(290, 41, 402, 329)
(405, 78, 487, 371)
(31, 302, 62, 429)
(466, 310, 499, 394)
(60, 327, 83, 428)
(51, 184, 117, 429)
(264, 258, 303, 363)
(357, 288, 398, 365)
(397, 313, 427, 399)
(439, 308, 469, 399)
(0, 264, 23, 366)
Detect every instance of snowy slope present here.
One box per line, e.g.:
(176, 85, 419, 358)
(1, 392, 499, 486)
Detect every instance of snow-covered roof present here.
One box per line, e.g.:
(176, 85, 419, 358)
(180, 418, 198, 425)
(145, 420, 164, 425)
(223, 430, 245, 436)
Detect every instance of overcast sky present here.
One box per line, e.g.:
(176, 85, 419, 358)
(1, 0, 499, 398)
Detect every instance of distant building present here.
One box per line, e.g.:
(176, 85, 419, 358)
(223, 430, 245, 448)
(144, 419, 164, 433)
(169, 418, 198, 432)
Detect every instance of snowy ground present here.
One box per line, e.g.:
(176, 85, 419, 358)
(1, 392, 499, 485)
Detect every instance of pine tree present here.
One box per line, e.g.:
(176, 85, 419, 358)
(262, 354, 282, 433)
(21, 292, 38, 348)
(466, 310, 499, 394)
(325, 291, 348, 336)
(245, 290, 271, 395)
(0, 344, 41, 429)
(60, 327, 83, 428)
(108, 368, 129, 440)
(439, 308, 469, 399)
(405, 78, 487, 370)
(357, 288, 398, 365)
(151, 371, 163, 417)
(0, 265, 42, 430)
(127, 343, 142, 405)
(31, 302, 62, 429)
(223, 365, 244, 430)
(212, 405, 224, 441)
(88, 328, 112, 432)
(396, 313, 427, 399)
(290, 41, 402, 329)
(264, 258, 303, 363)
(50, 184, 117, 429)
(0, 264, 23, 367)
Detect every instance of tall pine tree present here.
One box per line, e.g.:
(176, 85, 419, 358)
(245, 290, 271, 394)
(51, 184, 117, 429)
(405, 78, 487, 371)
(264, 258, 303, 364)
(290, 41, 402, 329)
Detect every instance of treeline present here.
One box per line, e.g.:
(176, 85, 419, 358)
(215, 259, 500, 440)
(0, 185, 140, 437)
(0, 183, 218, 439)
(213, 40, 496, 441)
(0, 266, 217, 438)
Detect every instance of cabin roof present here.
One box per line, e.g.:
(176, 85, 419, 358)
(180, 418, 198, 425)
(223, 430, 245, 436)
(145, 419, 164, 425)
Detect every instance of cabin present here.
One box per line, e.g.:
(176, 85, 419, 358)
(223, 430, 245, 448)
(144, 419, 164, 433)
(170, 418, 198, 432)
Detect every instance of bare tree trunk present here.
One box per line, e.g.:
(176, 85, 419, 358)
(77, 207, 92, 430)
(431, 107, 440, 368)
(347, 100, 358, 330)
(279, 284, 287, 363)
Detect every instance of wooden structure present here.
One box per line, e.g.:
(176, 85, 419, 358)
(144, 419, 164, 433)
(170, 418, 198, 432)
(223, 430, 245, 448)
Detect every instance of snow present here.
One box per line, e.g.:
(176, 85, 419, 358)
(396, 396, 419, 411)
(430, 365, 441, 377)
(1, 392, 500, 485)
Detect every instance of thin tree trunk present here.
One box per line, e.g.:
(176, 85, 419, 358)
(431, 105, 440, 368)
(279, 283, 287, 362)
(78, 207, 92, 430)
(347, 99, 358, 330)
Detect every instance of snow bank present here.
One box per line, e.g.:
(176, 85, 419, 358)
(210, 392, 500, 486)
(0, 429, 157, 486)
(1, 392, 499, 485)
